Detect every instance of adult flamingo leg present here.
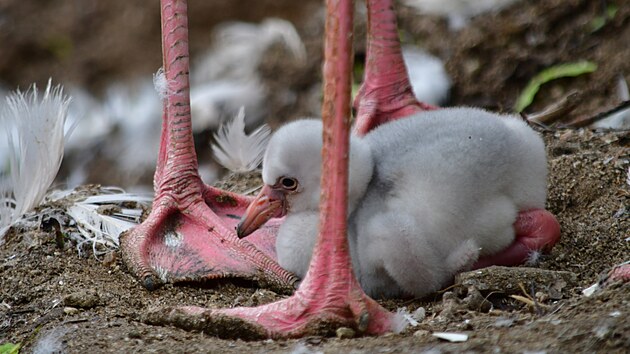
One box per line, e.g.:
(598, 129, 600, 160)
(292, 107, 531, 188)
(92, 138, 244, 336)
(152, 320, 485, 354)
(144, 0, 396, 338)
(352, 0, 437, 136)
(123, 0, 561, 336)
(119, 0, 295, 292)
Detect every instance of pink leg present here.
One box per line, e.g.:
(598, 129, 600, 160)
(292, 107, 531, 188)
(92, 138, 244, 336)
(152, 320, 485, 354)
(127, 0, 563, 338)
(472, 209, 561, 269)
(352, 0, 436, 136)
(146, 0, 394, 338)
(606, 263, 630, 284)
(122, 0, 438, 295)
(120, 0, 295, 292)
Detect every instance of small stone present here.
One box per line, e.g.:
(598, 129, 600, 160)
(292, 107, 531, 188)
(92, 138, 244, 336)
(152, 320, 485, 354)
(336, 327, 355, 339)
(535, 291, 549, 303)
(102, 251, 117, 267)
(414, 330, 430, 337)
(412, 307, 426, 322)
(463, 286, 492, 312)
(128, 330, 142, 339)
(63, 290, 101, 308)
(438, 291, 463, 321)
(548, 279, 567, 300)
(442, 291, 457, 301)
(63, 307, 79, 315)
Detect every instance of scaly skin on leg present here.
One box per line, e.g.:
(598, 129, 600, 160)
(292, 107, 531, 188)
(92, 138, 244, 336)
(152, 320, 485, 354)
(145, 0, 395, 338)
(126, 0, 562, 338)
(352, 0, 436, 136)
(120, 0, 296, 293)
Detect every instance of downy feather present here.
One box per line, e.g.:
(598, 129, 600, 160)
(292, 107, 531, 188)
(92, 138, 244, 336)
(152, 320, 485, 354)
(0, 79, 70, 241)
(190, 18, 306, 132)
(212, 107, 271, 172)
(403, 0, 522, 29)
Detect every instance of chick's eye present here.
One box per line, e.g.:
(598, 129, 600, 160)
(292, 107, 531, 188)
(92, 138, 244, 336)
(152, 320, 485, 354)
(279, 177, 298, 190)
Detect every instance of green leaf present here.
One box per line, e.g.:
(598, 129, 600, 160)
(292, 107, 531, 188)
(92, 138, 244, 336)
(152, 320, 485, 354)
(514, 61, 597, 112)
(590, 5, 618, 32)
(0, 343, 21, 354)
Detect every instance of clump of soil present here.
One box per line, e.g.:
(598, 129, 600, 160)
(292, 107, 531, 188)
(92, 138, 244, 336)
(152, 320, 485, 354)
(1, 0, 629, 353)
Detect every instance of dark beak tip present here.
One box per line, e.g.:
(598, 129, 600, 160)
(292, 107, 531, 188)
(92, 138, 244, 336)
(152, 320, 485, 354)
(235, 224, 245, 238)
(235, 222, 251, 239)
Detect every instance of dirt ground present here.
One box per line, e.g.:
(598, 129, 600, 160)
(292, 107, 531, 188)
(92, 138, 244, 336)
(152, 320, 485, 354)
(1, 0, 629, 353)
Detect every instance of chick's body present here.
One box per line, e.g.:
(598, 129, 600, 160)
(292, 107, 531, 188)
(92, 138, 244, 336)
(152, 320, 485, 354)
(268, 108, 547, 298)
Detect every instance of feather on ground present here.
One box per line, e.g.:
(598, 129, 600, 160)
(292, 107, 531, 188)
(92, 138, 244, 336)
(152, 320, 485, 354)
(0, 80, 70, 241)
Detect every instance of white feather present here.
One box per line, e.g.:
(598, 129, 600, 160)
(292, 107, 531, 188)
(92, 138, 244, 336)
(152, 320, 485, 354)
(0, 85, 10, 173)
(391, 308, 412, 334)
(152, 67, 170, 100)
(0, 79, 70, 241)
(62, 190, 152, 257)
(524, 249, 542, 266)
(403, 0, 522, 29)
(403, 46, 451, 106)
(211, 107, 271, 172)
(592, 75, 630, 130)
(67, 203, 134, 255)
(190, 18, 306, 132)
(32, 327, 68, 354)
(190, 79, 265, 132)
(0, 180, 15, 238)
(194, 18, 306, 84)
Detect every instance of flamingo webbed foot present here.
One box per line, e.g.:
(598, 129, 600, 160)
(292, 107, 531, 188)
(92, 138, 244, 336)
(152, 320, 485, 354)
(120, 184, 297, 294)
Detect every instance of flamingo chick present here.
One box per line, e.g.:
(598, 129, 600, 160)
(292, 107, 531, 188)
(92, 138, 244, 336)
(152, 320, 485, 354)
(239, 108, 548, 298)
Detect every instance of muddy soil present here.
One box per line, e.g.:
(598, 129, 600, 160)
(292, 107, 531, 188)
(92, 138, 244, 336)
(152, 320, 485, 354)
(1, 0, 629, 353)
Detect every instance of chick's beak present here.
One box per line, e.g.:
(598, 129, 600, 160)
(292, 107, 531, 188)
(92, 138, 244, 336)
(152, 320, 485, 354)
(237, 184, 287, 238)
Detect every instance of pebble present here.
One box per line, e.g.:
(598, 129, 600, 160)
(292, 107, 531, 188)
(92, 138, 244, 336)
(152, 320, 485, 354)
(413, 330, 430, 337)
(128, 330, 142, 339)
(412, 307, 426, 322)
(336, 327, 355, 339)
(63, 306, 79, 315)
(102, 251, 117, 267)
(63, 290, 101, 308)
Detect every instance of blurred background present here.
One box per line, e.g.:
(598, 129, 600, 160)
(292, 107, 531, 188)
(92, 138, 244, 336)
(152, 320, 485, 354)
(0, 0, 628, 192)
(0, 0, 326, 192)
